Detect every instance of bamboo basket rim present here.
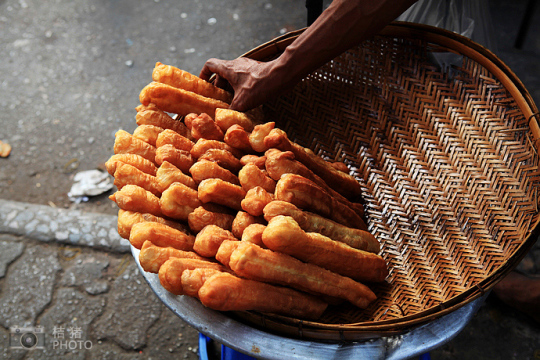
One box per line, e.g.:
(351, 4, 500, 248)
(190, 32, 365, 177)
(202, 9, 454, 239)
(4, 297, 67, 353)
(231, 22, 540, 339)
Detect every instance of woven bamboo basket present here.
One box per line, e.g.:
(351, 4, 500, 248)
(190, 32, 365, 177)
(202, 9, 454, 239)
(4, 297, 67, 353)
(228, 22, 540, 341)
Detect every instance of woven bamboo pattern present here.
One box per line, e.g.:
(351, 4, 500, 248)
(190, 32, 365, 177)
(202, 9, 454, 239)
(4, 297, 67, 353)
(240, 23, 540, 338)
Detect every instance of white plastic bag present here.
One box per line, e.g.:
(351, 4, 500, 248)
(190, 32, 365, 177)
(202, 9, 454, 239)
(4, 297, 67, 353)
(397, 0, 496, 52)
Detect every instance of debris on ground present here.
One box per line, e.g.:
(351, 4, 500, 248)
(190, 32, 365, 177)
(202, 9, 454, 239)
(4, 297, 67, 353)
(67, 170, 114, 203)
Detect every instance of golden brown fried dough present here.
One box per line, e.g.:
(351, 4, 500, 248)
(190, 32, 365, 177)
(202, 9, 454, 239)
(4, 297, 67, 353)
(139, 81, 228, 119)
(155, 129, 195, 151)
(117, 209, 145, 239)
(160, 182, 201, 220)
(215, 108, 254, 133)
(113, 163, 162, 197)
(130, 221, 195, 250)
(139, 240, 206, 273)
(198, 272, 328, 320)
(117, 209, 190, 239)
(189, 159, 240, 185)
(136, 104, 191, 138)
(155, 144, 194, 173)
(181, 268, 224, 298)
(224, 124, 254, 153)
(241, 186, 274, 217)
(263, 201, 379, 253)
(238, 163, 276, 193)
(228, 242, 376, 309)
(215, 240, 241, 267)
(239, 154, 267, 169)
(199, 149, 242, 174)
(241, 224, 267, 248)
(152, 62, 233, 103)
(109, 185, 162, 217)
(331, 161, 349, 173)
(231, 211, 264, 239)
(275, 173, 364, 229)
(132, 124, 164, 146)
(263, 216, 387, 282)
(249, 122, 275, 153)
(113, 130, 157, 163)
(191, 113, 224, 141)
(158, 257, 228, 295)
(184, 113, 198, 130)
(198, 178, 246, 210)
(265, 149, 365, 221)
(188, 205, 235, 233)
(190, 139, 244, 160)
(264, 128, 362, 198)
(156, 161, 197, 192)
(105, 154, 158, 177)
(193, 225, 238, 258)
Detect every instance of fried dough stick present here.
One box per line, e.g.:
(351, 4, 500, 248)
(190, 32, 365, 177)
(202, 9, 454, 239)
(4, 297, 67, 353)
(110, 185, 162, 217)
(239, 155, 267, 169)
(181, 268, 224, 298)
(249, 122, 274, 153)
(191, 139, 244, 160)
(263, 216, 388, 283)
(156, 161, 197, 192)
(263, 201, 379, 253)
(215, 108, 254, 133)
(215, 240, 241, 267)
(155, 144, 194, 173)
(228, 242, 376, 309)
(133, 124, 164, 147)
(156, 129, 194, 151)
(241, 186, 274, 217)
(188, 205, 235, 233)
(264, 128, 362, 198)
(238, 163, 276, 193)
(275, 173, 364, 229)
(265, 149, 365, 220)
(160, 182, 201, 220)
(241, 224, 267, 248)
(139, 240, 206, 273)
(136, 103, 191, 139)
(199, 149, 243, 174)
(231, 211, 264, 239)
(184, 113, 197, 130)
(199, 272, 328, 320)
(189, 159, 240, 186)
(159, 257, 228, 295)
(105, 154, 158, 177)
(198, 178, 246, 211)
(224, 125, 254, 154)
(191, 113, 224, 141)
(193, 225, 238, 258)
(139, 81, 229, 119)
(152, 62, 233, 103)
(130, 221, 195, 250)
(113, 130, 157, 163)
(113, 163, 162, 197)
(117, 209, 190, 239)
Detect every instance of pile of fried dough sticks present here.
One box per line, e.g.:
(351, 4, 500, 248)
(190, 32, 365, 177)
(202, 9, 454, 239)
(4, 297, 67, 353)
(107, 62, 388, 320)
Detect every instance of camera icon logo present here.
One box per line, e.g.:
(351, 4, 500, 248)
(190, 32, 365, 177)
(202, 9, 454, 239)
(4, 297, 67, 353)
(9, 326, 45, 350)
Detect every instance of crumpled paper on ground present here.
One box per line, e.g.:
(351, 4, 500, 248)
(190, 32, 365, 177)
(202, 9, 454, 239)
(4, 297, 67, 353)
(68, 170, 114, 202)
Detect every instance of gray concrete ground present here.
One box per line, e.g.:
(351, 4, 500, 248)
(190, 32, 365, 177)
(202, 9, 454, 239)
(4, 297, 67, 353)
(1, 0, 539, 359)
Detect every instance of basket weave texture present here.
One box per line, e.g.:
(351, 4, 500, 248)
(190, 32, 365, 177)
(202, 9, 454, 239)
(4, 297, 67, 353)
(240, 23, 540, 338)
